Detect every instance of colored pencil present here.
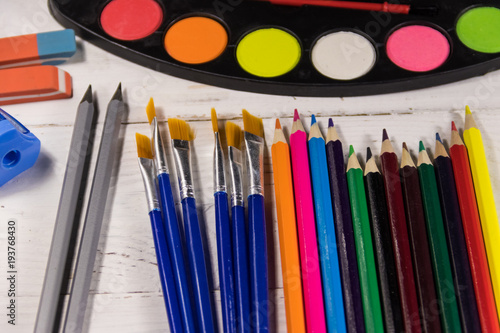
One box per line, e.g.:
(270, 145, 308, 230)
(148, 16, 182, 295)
(271, 119, 306, 333)
(168, 118, 216, 333)
(242, 110, 268, 332)
(146, 99, 196, 332)
(379, 129, 421, 333)
(34, 86, 96, 333)
(346, 146, 384, 333)
(226, 121, 251, 333)
(364, 147, 404, 333)
(135, 133, 183, 333)
(325, 119, 365, 333)
(308, 115, 346, 333)
(417, 141, 462, 333)
(434, 133, 481, 332)
(63, 84, 125, 333)
(290, 110, 327, 332)
(463, 106, 500, 319)
(450, 121, 500, 332)
(212, 109, 237, 333)
(400, 142, 441, 333)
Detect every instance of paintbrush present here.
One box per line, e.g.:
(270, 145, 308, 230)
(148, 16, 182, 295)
(168, 118, 216, 333)
(146, 98, 196, 332)
(135, 133, 183, 333)
(226, 120, 251, 332)
(242, 109, 268, 332)
(211, 109, 237, 333)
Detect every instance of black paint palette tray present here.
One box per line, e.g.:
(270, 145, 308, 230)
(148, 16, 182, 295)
(49, 0, 500, 96)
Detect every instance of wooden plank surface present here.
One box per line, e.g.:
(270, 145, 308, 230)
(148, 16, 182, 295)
(1, 1, 500, 332)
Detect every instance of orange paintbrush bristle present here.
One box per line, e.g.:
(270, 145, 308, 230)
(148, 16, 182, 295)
(168, 118, 195, 141)
(226, 121, 242, 150)
(211, 108, 219, 133)
(135, 133, 153, 159)
(242, 109, 264, 138)
(146, 97, 156, 125)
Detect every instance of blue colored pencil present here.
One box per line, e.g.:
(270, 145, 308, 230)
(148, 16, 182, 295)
(308, 115, 347, 333)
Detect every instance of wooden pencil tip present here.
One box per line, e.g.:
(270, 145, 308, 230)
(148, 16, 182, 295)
(382, 128, 389, 141)
(275, 118, 281, 129)
(465, 105, 472, 115)
(402, 142, 408, 151)
(294, 109, 300, 121)
(311, 114, 317, 125)
(451, 121, 457, 132)
(419, 141, 425, 152)
(349, 145, 355, 156)
(366, 147, 372, 161)
(328, 118, 334, 128)
(436, 132, 442, 143)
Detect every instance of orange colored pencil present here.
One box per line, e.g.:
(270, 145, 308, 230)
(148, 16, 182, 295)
(271, 119, 306, 332)
(449, 121, 500, 332)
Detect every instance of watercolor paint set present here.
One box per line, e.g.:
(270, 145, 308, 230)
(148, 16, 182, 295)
(48, 0, 500, 96)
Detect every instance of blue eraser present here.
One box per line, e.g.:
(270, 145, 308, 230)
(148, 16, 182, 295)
(0, 108, 40, 187)
(37, 29, 77, 65)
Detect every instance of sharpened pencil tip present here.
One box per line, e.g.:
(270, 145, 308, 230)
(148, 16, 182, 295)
(311, 114, 316, 125)
(451, 121, 457, 131)
(366, 147, 372, 161)
(349, 145, 355, 156)
(112, 83, 122, 101)
(382, 129, 388, 141)
(465, 105, 472, 115)
(328, 118, 334, 128)
(419, 141, 425, 152)
(81, 85, 93, 104)
(275, 119, 281, 129)
(294, 109, 300, 121)
(436, 133, 442, 143)
(403, 142, 408, 151)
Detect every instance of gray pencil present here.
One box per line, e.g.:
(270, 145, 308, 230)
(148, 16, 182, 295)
(63, 84, 125, 333)
(34, 85, 96, 333)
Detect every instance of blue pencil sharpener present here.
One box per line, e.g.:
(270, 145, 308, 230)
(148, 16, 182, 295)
(0, 108, 40, 187)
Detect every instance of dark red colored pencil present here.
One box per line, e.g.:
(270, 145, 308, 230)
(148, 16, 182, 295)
(326, 119, 365, 333)
(379, 130, 422, 333)
(400, 143, 441, 333)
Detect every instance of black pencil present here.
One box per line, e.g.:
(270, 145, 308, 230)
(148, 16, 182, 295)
(400, 143, 441, 333)
(363, 147, 404, 333)
(326, 119, 365, 333)
(434, 133, 481, 333)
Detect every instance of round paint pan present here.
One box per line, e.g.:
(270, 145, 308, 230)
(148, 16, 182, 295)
(236, 27, 301, 78)
(164, 16, 228, 65)
(386, 24, 451, 72)
(100, 0, 163, 41)
(456, 6, 500, 54)
(311, 30, 377, 80)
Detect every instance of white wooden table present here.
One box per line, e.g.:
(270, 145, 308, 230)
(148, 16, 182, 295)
(1, 1, 500, 332)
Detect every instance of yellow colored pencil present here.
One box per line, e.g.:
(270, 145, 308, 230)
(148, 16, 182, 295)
(271, 119, 306, 332)
(463, 106, 500, 319)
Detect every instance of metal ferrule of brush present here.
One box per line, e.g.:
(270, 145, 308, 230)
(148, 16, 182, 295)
(214, 132, 226, 193)
(138, 157, 160, 212)
(228, 146, 244, 207)
(172, 139, 195, 199)
(151, 118, 169, 175)
(244, 131, 264, 196)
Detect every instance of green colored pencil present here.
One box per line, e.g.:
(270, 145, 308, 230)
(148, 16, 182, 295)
(346, 146, 384, 333)
(417, 141, 462, 333)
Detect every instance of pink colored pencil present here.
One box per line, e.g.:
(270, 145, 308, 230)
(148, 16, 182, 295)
(289, 109, 327, 332)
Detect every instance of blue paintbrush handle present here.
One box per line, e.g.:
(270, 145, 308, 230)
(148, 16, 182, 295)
(248, 193, 268, 333)
(157, 173, 196, 332)
(215, 191, 237, 333)
(182, 196, 216, 333)
(149, 209, 183, 333)
(232, 204, 251, 333)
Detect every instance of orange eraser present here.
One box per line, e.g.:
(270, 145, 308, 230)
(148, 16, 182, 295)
(0, 65, 72, 105)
